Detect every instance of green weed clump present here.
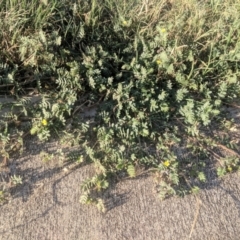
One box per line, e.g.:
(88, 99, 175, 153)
(0, 0, 240, 209)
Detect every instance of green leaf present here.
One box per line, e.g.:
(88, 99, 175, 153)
(98, 180, 109, 190)
(167, 63, 174, 74)
(159, 51, 170, 63)
(187, 50, 194, 61)
(30, 126, 38, 135)
(150, 99, 158, 112)
(158, 90, 166, 100)
(218, 82, 227, 99)
(79, 193, 93, 205)
(141, 128, 149, 137)
(176, 88, 188, 102)
(191, 186, 200, 194)
(227, 74, 237, 84)
(179, 100, 195, 124)
(55, 36, 62, 46)
(96, 198, 106, 213)
(127, 164, 136, 178)
(89, 76, 96, 89)
(217, 167, 226, 177)
(198, 172, 206, 182)
(160, 103, 169, 112)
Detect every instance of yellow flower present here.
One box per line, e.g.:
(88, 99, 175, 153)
(227, 166, 232, 172)
(122, 20, 128, 26)
(163, 160, 170, 167)
(161, 28, 166, 33)
(41, 119, 48, 126)
(156, 59, 162, 65)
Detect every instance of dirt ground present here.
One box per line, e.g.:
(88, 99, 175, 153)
(0, 100, 240, 240)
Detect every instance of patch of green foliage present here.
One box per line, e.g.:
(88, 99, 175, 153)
(0, 0, 240, 210)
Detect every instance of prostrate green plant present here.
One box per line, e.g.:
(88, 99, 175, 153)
(10, 174, 23, 185)
(0, 0, 240, 210)
(0, 187, 8, 204)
